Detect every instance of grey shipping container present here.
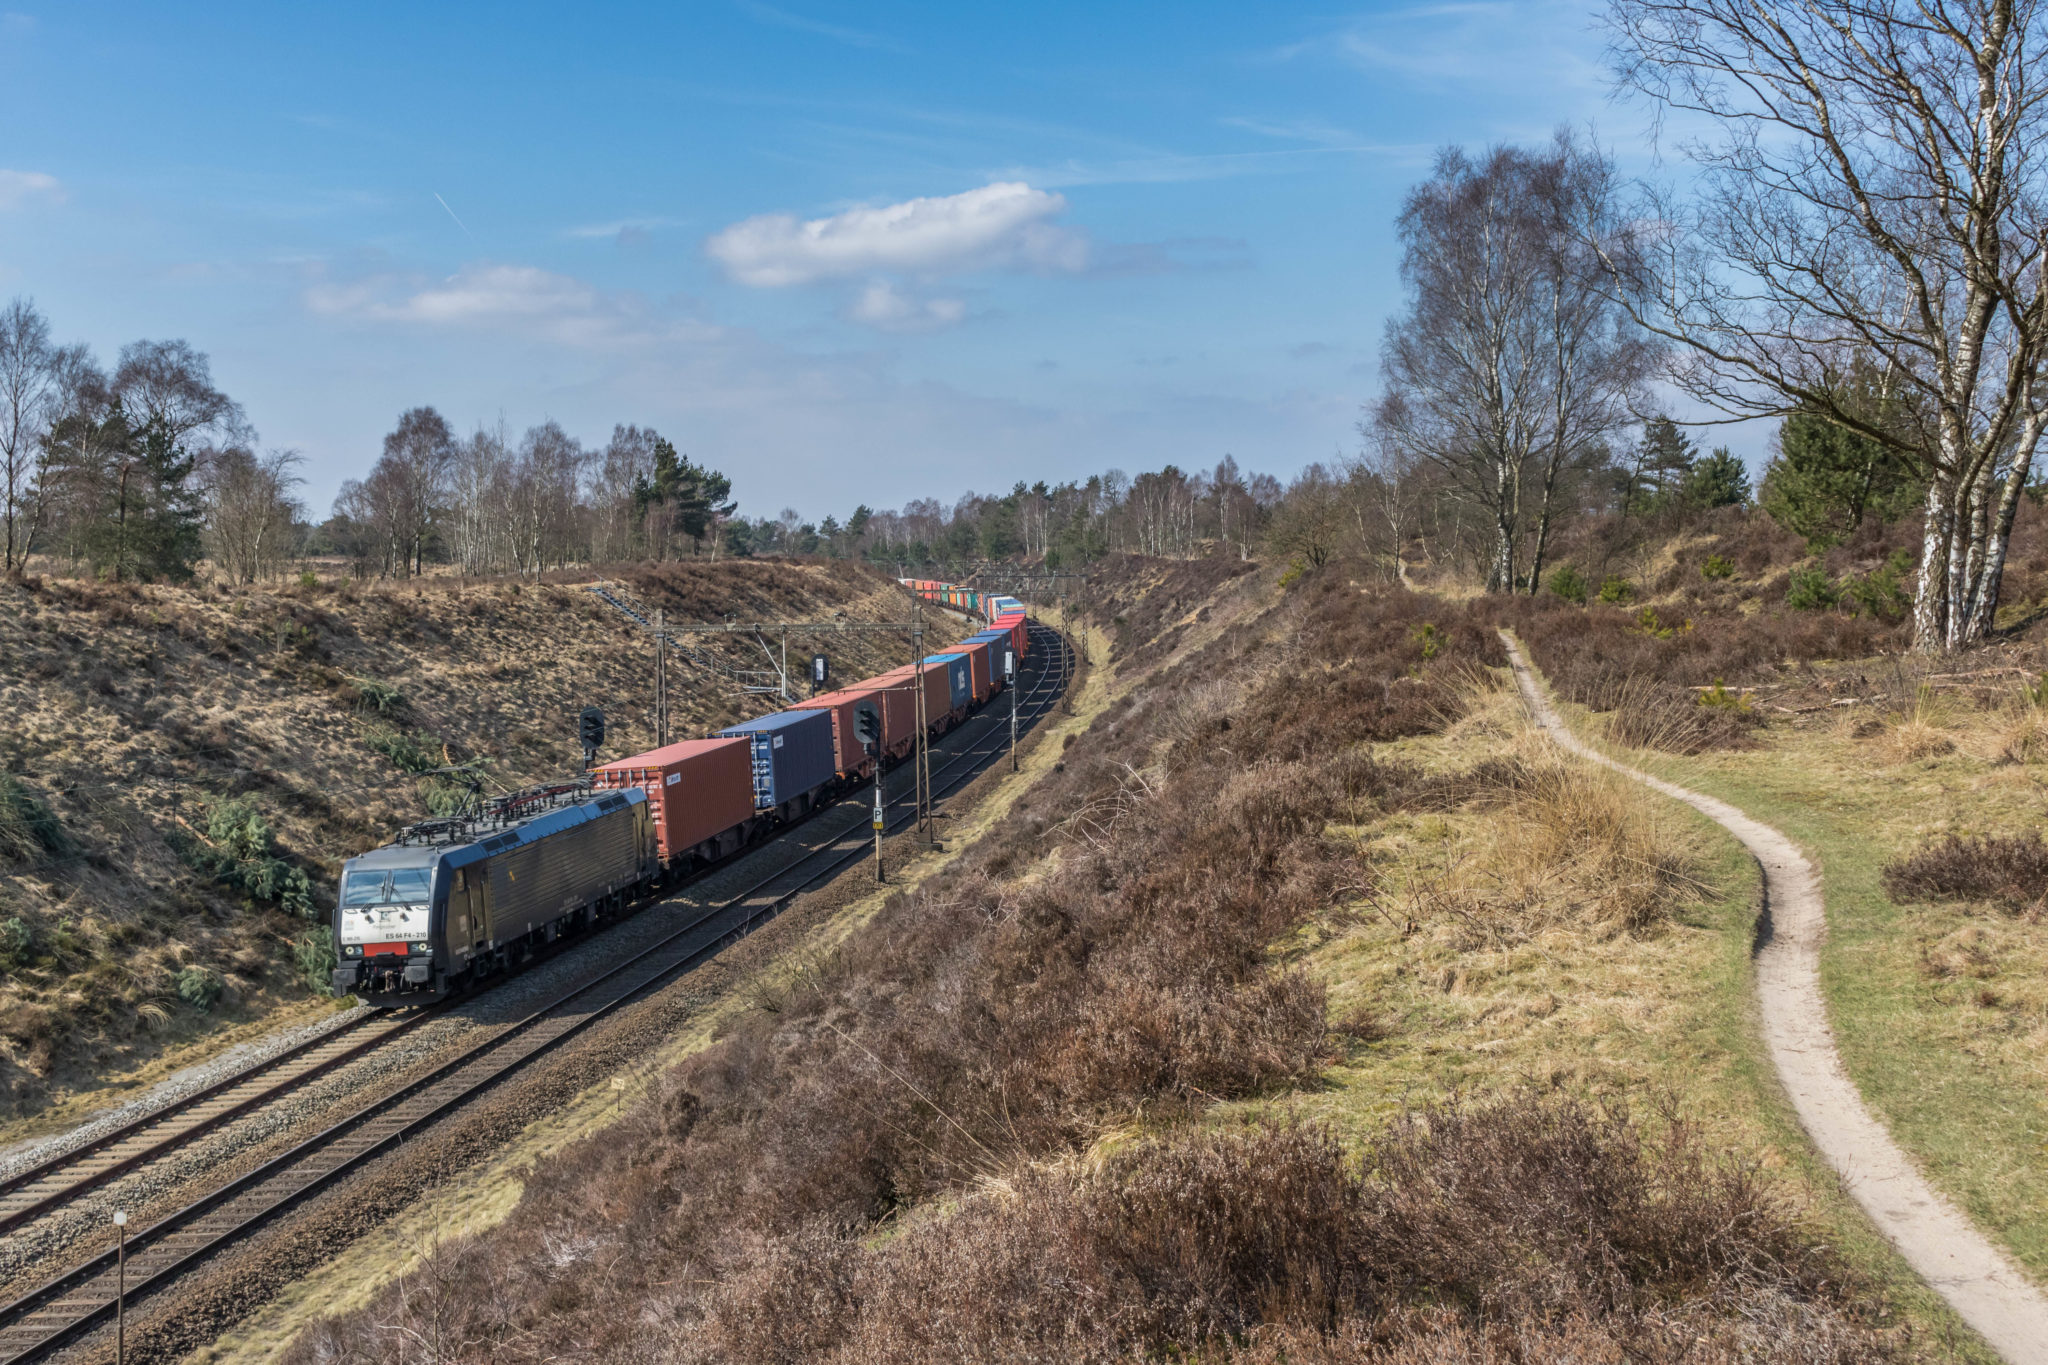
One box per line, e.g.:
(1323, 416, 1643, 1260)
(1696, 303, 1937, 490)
(923, 653, 973, 711)
(718, 708, 838, 810)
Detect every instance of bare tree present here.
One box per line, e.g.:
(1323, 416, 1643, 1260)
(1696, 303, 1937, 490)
(1604, 0, 2048, 649)
(0, 299, 58, 574)
(447, 423, 513, 575)
(511, 421, 588, 576)
(1375, 136, 1651, 593)
(1267, 463, 1349, 569)
(593, 424, 655, 563)
(204, 448, 305, 583)
(377, 407, 455, 576)
(112, 339, 247, 450)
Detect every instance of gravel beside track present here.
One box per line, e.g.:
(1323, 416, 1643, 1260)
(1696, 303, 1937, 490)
(6, 624, 1075, 1365)
(0, 1011, 364, 1186)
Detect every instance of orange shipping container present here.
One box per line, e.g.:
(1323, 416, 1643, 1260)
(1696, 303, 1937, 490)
(790, 682, 917, 768)
(591, 737, 754, 866)
(866, 663, 956, 728)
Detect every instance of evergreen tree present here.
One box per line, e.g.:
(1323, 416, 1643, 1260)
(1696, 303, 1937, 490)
(1762, 406, 1921, 550)
(44, 404, 203, 581)
(630, 436, 734, 555)
(1623, 417, 1698, 517)
(1683, 447, 1752, 509)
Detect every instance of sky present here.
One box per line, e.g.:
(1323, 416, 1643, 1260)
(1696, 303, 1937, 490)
(0, 0, 1668, 522)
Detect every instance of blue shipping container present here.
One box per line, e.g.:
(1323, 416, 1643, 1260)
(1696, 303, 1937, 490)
(717, 708, 837, 810)
(924, 653, 972, 711)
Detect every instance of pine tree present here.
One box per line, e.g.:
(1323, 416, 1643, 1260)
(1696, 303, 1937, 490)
(1763, 407, 1921, 550)
(1683, 447, 1752, 509)
(1623, 417, 1698, 517)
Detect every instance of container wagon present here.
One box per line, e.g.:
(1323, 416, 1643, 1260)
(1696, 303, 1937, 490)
(591, 737, 759, 870)
(716, 708, 839, 820)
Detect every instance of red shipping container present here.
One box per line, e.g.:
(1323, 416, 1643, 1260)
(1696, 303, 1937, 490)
(591, 737, 754, 866)
(994, 614, 1027, 658)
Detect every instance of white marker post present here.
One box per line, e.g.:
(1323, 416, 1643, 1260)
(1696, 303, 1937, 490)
(872, 778, 885, 882)
(1006, 647, 1019, 771)
(114, 1208, 127, 1365)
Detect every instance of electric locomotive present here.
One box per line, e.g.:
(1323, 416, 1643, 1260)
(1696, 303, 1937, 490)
(333, 783, 658, 1004)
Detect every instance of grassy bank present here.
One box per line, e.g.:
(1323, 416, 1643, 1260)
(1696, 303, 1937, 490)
(282, 566, 1952, 1364)
(1546, 684, 2048, 1285)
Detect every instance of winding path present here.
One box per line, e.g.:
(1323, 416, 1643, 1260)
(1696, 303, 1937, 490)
(1498, 630, 2048, 1365)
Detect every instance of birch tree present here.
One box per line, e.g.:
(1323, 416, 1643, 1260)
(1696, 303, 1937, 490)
(1375, 137, 1651, 593)
(0, 300, 58, 575)
(1604, 0, 2048, 649)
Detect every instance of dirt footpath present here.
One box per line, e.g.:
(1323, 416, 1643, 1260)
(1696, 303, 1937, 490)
(1499, 629, 2048, 1365)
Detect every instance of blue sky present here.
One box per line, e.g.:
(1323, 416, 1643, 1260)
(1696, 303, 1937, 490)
(0, 1, 1644, 521)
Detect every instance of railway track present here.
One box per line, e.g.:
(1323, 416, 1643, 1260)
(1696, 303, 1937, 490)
(0, 622, 1073, 1364)
(0, 1007, 441, 1240)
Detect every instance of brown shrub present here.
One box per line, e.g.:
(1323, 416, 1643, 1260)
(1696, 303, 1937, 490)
(1883, 831, 2048, 912)
(688, 1098, 1893, 1365)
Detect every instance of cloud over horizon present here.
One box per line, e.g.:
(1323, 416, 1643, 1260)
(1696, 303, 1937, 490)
(705, 181, 1086, 288)
(305, 262, 715, 349)
(0, 169, 63, 210)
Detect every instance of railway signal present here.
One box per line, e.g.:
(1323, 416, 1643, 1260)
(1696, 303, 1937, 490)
(578, 706, 606, 770)
(811, 653, 828, 695)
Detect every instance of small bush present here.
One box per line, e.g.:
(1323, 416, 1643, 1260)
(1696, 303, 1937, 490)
(1546, 564, 1587, 603)
(1786, 565, 1840, 611)
(1883, 831, 2048, 911)
(1841, 549, 1914, 623)
(365, 726, 443, 774)
(1277, 556, 1309, 590)
(344, 676, 407, 715)
(1700, 552, 1736, 580)
(0, 917, 40, 974)
(0, 775, 71, 864)
(298, 569, 320, 589)
(177, 798, 316, 917)
(1411, 622, 1443, 662)
(1697, 680, 1750, 712)
(1631, 607, 1689, 640)
(295, 928, 337, 996)
(175, 964, 223, 1012)
(1597, 575, 1633, 604)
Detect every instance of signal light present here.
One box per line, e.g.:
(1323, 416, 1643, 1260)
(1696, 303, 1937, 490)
(855, 702, 882, 753)
(578, 706, 605, 769)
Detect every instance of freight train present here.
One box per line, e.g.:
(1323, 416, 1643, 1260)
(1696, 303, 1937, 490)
(332, 582, 1031, 1003)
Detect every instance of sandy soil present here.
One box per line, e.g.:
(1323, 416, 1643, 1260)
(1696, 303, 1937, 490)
(1499, 629, 2048, 1365)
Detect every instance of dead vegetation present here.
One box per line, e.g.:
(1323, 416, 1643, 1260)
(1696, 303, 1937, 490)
(0, 559, 935, 1115)
(283, 559, 1907, 1365)
(1885, 832, 2048, 914)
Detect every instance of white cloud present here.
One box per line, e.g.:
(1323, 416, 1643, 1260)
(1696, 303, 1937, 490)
(705, 181, 1085, 287)
(306, 263, 717, 349)
(562, 216, 686, 241)
(844, 281, 967, 333)
(0, 170, 63, 210)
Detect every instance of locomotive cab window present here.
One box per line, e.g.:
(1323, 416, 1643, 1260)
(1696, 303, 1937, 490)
(453, 868, 467, 892)
(341, 872, 387, 906)
(388, 868, 432, 902)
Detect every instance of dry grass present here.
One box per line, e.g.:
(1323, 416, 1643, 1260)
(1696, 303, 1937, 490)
(278, 565, 1938, 1364)
(0, 560, 941, 1118)
(1550, 657, 2048, 1283)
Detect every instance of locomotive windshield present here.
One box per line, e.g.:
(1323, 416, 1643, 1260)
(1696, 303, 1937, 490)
(341, 867, 434, 905)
